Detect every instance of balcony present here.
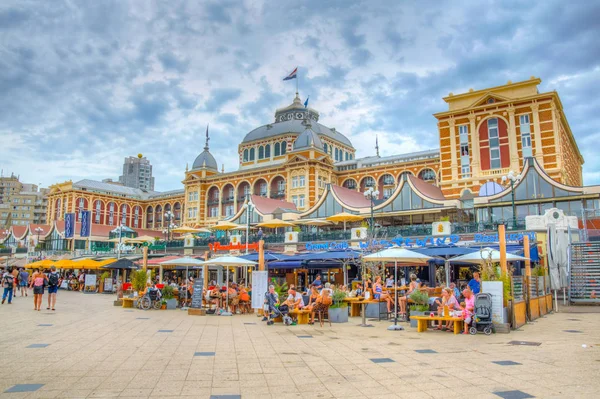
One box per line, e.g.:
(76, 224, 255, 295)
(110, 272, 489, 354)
(259, 191, 268, 197)
(480, 167, 510, 177)
(270, 191, 286, 199)
(239, 195, 249, 202)
(207, 199, 220, 206)
(222, 196, 234, 204)
(382, 179, 395, 186)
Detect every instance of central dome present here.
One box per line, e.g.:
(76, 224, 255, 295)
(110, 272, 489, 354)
(240, 94, 354, 148)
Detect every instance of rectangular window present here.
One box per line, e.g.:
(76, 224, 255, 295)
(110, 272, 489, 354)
(459, 125, 469, 140)
(225, 205, 234, 217)
(488, 118, 501, 169)
(299, 195, 305, 208)
(460, 144, 469, 157)
(210, 207, 218, 217)
(292, 176, 298, 188)
(461, 165, 471, 178)
(520, 114, 532, 157)
(259, 183, 267, 196)
(383, 188, 394, 199)
(278, 180, 285, 192)
(292, 195, 298, 207)
(299, 175, 306, 187)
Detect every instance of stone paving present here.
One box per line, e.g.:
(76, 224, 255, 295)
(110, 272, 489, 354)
(0, 291, 599, 398)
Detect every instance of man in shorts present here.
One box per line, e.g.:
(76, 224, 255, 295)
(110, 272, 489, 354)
(1, 268, 15, 304)
(19, 268, 29, 297)
(47, 266, 60, 311)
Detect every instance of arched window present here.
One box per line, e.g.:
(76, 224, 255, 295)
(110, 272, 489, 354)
(418, 168, 437, 182)
(274, 142, 281, 156)
(323, 143, 328, 154)
(265, 144, 271, 158)
(349, 153, 353, 160)
(249, 148, 255, 161)
(334, 148, 339, 161)
(345, 151, 349, 161)
(243, 149, 248, 162)
(258, 146, 264, 159)
(281, 141, 287, 154)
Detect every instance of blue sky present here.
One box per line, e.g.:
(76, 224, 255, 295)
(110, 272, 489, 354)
(0, 0, 599, 191)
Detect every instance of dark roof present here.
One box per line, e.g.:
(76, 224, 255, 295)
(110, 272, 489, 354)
(331, 185, 371, 208)
(251, 195, 296, 214)
(408, 175, 446, 201)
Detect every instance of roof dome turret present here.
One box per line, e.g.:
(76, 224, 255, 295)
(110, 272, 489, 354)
(192, 126, 218, 171)
(293, 119, 323, 150)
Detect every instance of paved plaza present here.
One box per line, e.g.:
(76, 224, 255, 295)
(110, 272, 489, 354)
(0, 291, 598, 399)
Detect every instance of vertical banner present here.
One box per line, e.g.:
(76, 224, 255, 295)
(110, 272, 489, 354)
(64, 213, 75, 239)
(80, 210, 91, 237)
(251, 270, 268, 309)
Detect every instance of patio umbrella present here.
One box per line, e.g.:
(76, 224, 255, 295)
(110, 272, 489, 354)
(448, 247, 529, 265)
(171, 226, 203, 234)
(211, 221, 243, 231)
(198, 256, 258, 316)
(134, 235, 158, 242)
(363, 247, 433, 330)
(159, 256, 207, 307)
(294, 219, 332, 226)
(25, 259, 56, 269)
(257, 220, 295, 228)
(326, 212, 365, 232)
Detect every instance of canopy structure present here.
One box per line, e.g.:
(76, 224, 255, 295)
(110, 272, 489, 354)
(25, 259, 56, 269)
(449, 247, 529, 265)
(294, 219, 332, 226)
(159, 256, 206, 266)
(101, 258, 138, 270)
(326, 212, 364, 232)
(134, 235, 158, 242)
(107, 237, 123, 243)
(238, 252, 291, 262)
(256, 220, 295, 228)
(302, 250, 362, 261)
(363, 247, 433, 265)
(211, 221, 244, 231)
(171, 226, 203, 234)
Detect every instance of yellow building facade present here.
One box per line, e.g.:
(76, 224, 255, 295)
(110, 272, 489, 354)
(44, 77, 586, 231)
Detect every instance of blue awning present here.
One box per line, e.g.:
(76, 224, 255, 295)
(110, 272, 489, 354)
(301, 250, 362, 261)
(412, 246, 478, 258)
(238, 252, 292, 262)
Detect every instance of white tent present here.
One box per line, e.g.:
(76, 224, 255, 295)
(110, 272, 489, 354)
(363, 247, 433, 330)
(448, 247, 529, 265)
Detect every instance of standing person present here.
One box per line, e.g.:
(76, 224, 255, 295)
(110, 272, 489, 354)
(19, 268, 29, 297)
(46, 266, 60, 311)
(1, 268, 15, 304)
(263, 285, 279, 325)
(11, 267, 18, 299)
(257, 228, 264, 241)
(30, 268, 47, 311)
(310, 275, 323, 289)
(468, 272, 481, 295)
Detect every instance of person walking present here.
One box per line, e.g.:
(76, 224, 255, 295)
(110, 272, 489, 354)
(1, 268, 15, 304)
(19, 267, 29, 297)
(46, 266, 60, 311)
(30, 268, 47, 311)
(11, 267, 18, 300)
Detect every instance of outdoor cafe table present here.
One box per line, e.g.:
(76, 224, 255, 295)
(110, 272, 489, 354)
(343, 297, 365, 317)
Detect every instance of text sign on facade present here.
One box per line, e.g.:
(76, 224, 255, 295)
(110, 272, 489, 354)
(474, 232, 535, 243)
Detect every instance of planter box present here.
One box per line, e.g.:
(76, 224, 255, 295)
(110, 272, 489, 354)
(113, 300, 123, 307)
(365, 302, 387, 318)
(329, 306, 348, 323)
(165, 298, 177, 310)
(410, 310, 429, 328)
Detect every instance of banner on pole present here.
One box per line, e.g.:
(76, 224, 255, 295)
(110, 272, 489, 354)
(64, 213, 75, 238)
(80, 210, 91, 237)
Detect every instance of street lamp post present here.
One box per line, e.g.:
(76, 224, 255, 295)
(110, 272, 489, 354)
(363, 187, 379, 238)
(115, 224, 125, 260)
(360, 187, 379, 328)
(164, 211, 174, 241)
(34, 227, 44, 255)
(501, 170, 521, 230)
(242, 198, 255, 254)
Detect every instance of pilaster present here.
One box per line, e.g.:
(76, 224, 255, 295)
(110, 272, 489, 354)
(550, 102, 562, 169)
(468, 113, 480, 177)
(448, 117, 458, 181)
(507, 105, 520, 171)
(530, 102, 544, 166)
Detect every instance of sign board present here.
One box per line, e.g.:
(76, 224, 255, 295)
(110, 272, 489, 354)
(251, 270, 268, 310)
(432, 221, 451, 236)
(84, 274, 97, 288)
(104, 278, 113, 292)
(80, 210, 91, 237)
(60, 279, 69, 290)
(482, 281, 504, 324)
(190, 271, 205, 309)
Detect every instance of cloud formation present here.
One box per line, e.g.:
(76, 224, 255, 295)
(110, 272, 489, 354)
(0, 0, 598, 190)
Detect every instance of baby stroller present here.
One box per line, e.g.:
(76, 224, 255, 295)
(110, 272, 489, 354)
(469, 293, 493, 335)
(278, 304, 293, 325)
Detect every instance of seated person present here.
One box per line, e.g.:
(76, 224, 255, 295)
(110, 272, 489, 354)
(310, 275, 323, 289)
(352, 283, 363, 297)
(284, 288, 303, 310)
(310, 289, 332, 325)
(385, 274, 394, 288)
(238, 284, 251, 314)
(399, 274, 418, 317)
(305, 287, 319, 310)
(373, 276, 394, 313)
(206, 284, 221, 312)
(144, 283, 162, 301)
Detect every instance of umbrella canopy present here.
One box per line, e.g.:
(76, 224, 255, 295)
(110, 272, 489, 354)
(294, 219, 332, 226)
(171, 226, 203, 234)
(159, 256, 205, 266)
(199, 255, 257, 267)
(53, 259, 75, 269)
(326, 212, 365, 223)
(107, 237, 123, 243)
(101, 258, 138, 270)
(134, 235, 158, 242)
(211, 221, 244, 231)
(256, 220, 295, 228)
(25, 259, 56, 269)
(449, 247, 529, 265)
(363, 247, 433, 265)
(238, 252, 291, 262)
(229, 225, 257, 231)
(72, 259, 106, 270)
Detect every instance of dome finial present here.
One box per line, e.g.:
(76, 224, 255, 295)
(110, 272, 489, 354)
(376, 135, 380, 157)
(204, 124, 210, 151)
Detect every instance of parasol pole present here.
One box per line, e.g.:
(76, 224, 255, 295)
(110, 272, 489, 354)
(221, 268, 232, 316)
(387, 259, 403, 331)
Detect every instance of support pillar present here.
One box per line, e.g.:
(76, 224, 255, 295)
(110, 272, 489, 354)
(468, 113, 480, 177)
(499, 224, 507, 275)
(448, 117, 458, 181)
(530, 103, 544, 166)
(507, 106, 520, 171)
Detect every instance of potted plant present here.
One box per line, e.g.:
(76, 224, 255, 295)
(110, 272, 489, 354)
(132, 270, 148, 295)
(161, 299, 167, 310)
(161, 285, 177, 309)
(409, 290, 430, 328)
(329, 289, 348, 323)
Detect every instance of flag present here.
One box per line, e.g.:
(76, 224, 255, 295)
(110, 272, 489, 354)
(283, 67, 297, 81)
(64, 213, 75, 238)
(304, 96, 309, 108)
(80, 210, 91, 237)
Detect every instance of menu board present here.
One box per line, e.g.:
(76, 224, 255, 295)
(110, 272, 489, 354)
(252, 271, 268, 310)
(190, 272, 205, 309)
(482, 281, 504, 324)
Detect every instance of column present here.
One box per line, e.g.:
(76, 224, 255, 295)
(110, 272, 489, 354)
(507, 106, 520, 171)
(550, 102, 562, 169)
(530, 103, 544, 166)
(448, 117, 458, 181)
(468, 113, 480, 177)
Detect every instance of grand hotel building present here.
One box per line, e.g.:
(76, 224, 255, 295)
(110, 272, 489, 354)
(33, 77, 598, 244)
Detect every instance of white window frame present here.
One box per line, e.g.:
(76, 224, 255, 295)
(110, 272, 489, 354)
(299, 195, 305, 208)
(461, 165, 471, 178)
(520, 114, 532, 157)
(292, 176, 298, 188)
(488, 118, 501, 169)
(299, 175, 306, 187)
(292, 195, 298, 207)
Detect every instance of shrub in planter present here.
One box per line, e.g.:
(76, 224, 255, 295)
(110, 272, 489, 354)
(409, 289, 430, 328)
(132, 270, 148, 294)
(161, 285, 177, 309)
(329, 289, 348, 323)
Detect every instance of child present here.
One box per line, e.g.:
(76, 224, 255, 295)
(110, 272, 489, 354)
(460, 301, 472, 333)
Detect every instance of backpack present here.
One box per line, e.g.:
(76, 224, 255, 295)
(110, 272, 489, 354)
(48, 272, 59, 287)
(3, 274, 14, 288)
